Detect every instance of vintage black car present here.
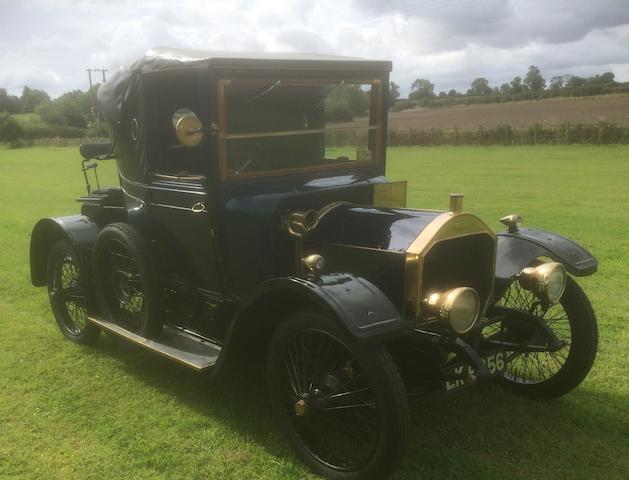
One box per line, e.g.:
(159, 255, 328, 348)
(30, 48, 598, 479)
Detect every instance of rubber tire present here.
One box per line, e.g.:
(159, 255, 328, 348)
(47, 239, 100, 344)
(498, 277, 598, 399)
(267, 310, 409, 480)
(92, 223, 163, 338)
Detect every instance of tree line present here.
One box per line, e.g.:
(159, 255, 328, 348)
(389, 66, 629, 110)
(0, 85, 109, 146)
(0, 85, 100, 127)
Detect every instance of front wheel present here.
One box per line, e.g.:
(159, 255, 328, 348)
(267, 310, 409, 480)
(488, 275, 598, 398)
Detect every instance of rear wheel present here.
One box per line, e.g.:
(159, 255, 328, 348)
(92, 223, 163, 338)
(488, 275, 598, 398)
(46, 239, 99, 344)
(267, 310, 408, 479)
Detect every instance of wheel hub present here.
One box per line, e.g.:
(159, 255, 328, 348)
(113, 272, 133, 304)
(294, 399, 309, 417)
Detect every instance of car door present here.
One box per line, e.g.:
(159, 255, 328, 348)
(148, 177, 220, 293)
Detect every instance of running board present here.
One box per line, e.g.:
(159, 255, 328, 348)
(88, 316, 221, 371)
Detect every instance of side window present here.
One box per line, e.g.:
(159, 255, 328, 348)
(145, 71, 205, 179)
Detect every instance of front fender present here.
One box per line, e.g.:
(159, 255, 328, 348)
(495, 227, 597, 299)
(30, 215, 100, 286)
(240, 273, 412, 342)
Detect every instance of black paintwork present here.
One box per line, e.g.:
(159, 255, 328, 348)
(493, 228, 597, 300)
(306, 204, 441, 252)
(237, 274, 413, 342)
(30, 216, 103, 317)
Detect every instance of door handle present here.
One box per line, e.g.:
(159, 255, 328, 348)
(191, 202, 206, 213)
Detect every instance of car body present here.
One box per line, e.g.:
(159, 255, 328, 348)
(30, 48, 599, 480)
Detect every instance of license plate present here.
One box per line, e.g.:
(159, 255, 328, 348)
(443, 350, 507, 393)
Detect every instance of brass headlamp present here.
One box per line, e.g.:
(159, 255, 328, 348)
(424, 287, 480, 334)
(518, 262, 567, 304)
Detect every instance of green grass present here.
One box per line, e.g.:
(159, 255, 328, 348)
(1, 145, 628, 479)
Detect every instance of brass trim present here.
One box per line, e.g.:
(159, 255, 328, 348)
(407, 213, 495, 255)
(285, 202, 348, 238)
(406, 213, 453, 255)
(373, 181, 407, 208)
(404, 212, 497, 322)
(518, 261, 566, 304)
(225, 125, 378, 141)
(449, 193, 464, 213)
(87, 316, 218, 371)
(423, 287, 480, 334)
(175, 113, 204, 147)
(404, 252, 421, 318)
(191, 202, 206, 213)
(500, 213, 522, 233)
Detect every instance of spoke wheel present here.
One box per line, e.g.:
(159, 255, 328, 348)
(47, 239, 99, 344)
(486, 275, 598, 398)
(267, 311, 408, 479)
(98, 238, 147, 333)
(93, 223, 162, 338)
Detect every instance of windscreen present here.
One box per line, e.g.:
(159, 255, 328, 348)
(219, 79, 382, 178)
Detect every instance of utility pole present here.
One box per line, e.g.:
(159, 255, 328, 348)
(86, 68, 108, 90)
(86, 68, 108, 125)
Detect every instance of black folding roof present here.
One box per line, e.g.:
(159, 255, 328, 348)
(137, 47, 393, 73)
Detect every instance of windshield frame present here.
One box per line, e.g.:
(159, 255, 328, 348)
(217, 77, 384, 182)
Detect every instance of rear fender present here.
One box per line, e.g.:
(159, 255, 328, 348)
(494, 227, 597, 300)
(30, 215, 100, 287)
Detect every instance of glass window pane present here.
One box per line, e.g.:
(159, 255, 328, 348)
(222, 80, 379, 177)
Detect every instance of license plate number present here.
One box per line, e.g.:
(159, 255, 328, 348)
(444, 351, 507, 393)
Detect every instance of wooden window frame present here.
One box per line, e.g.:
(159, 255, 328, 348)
(217, 78, 383, 182)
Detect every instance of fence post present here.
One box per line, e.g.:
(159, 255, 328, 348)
(533, 124, 538, 145)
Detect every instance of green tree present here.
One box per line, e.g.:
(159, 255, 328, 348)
(0, 88, 22, 113)
(447, 89, 458, 97)
(524, 65, 545, 91)
(566, 75, 586, 90)
(53, 89, 97, 128)
(20, 86, 50, 112)
(36, 101, 67, 125)
(388, 81, 400, 107)
(589, 72, 616, 85)
(468, 77, 492, 96)
(510, 76, 524, 95)
(325, 84, 369, 121)
(0, 112, 24, 144)
(409, 78, 434, 100)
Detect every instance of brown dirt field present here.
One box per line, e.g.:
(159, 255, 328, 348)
(386, 94, 629, 130)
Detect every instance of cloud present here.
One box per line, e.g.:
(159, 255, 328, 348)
(0, 0, 628, 98)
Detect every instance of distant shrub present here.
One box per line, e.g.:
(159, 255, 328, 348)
(386, 121, 629, 147)
(391, 99, 414, 112)
(21, 123, 86, 139)
(0, 112, 25, 147)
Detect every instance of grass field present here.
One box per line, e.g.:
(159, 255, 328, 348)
(1, 145, 628, 479)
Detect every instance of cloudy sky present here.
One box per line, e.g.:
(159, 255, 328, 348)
(1, 0, 629, 98)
